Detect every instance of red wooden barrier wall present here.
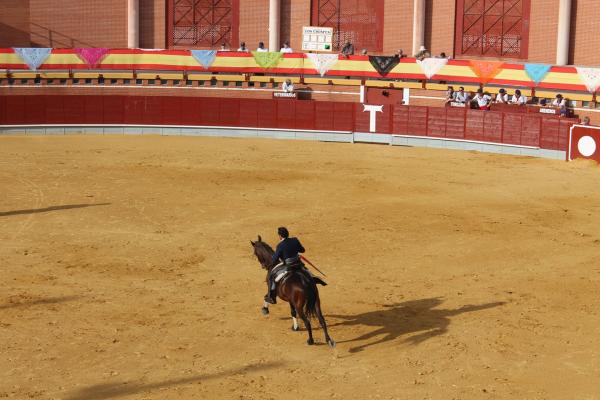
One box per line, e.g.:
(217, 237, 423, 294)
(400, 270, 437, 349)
(0, 95, 578, 151)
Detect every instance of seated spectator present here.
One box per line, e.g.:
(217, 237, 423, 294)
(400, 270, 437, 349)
(237, 41, 249, 52)
(539, 98, 548, 106)
(583, 116, 591, 125)
(495, 88, 509, 103)
(437, 52, 448, 59)
(473, 89, 492, 110)
(256, 41, 267, 52)
(445, 86, 456, 104)
(280, 41, 293, 53)
(219, 43, 229, 51)
(341, 41, 355, 57)
(551, 94, 566, 107)
(282, 79, 294, 93)
(455, 86, 469, 103)
(510, 89, 527, 105)
(395, 49, 407, 59)
(415, 46, 430, 60)
(361, 49, 368, 55)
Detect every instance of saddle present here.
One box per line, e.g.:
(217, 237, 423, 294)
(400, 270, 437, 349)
(271, 260, 327, 286)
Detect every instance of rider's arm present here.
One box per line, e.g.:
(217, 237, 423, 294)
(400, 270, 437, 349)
(296, 239, 305, 253)
(272, 244, 283, 265)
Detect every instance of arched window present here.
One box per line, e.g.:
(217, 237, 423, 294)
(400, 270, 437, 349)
(311, 0, 384, 52)
(167, 0, 239, 49)
(455, 0, 530, 59)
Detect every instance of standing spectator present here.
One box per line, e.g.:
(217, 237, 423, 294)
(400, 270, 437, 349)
(256, 42, 267, 52)
(282, 79, 294, 93)
(511, 89, 527, 105)
(280, 41, 293, 53)
(495, 88, 509, 103)
(341, 41, 355, 57)
(219, 43, 228, 51)
(237, 41, 249, 52)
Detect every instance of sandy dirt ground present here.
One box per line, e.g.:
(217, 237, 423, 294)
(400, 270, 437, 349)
(1, 135, 600, 400)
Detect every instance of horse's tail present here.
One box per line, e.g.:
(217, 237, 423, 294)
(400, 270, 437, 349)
(301, 273, 319, 320)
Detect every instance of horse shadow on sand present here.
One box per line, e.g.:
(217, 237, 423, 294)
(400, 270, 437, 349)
(329, 297, 504, 353)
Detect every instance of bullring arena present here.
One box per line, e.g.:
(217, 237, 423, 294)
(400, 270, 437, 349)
(2, 134, 600, 399)
(3, 0, 600, 399)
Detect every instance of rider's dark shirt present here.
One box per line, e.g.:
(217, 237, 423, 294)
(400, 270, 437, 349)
(272, 237, 305, 265)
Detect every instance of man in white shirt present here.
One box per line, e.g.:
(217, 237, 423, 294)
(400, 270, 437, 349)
(280, 41, 293, 53)
(282, 79, 294, 93)
(237, 41, 249, 52)
(511, 89, 527, 105)
(256, 42, 267, 52)
(551, 94, 566, 108)
(495, 88, 509, 103)
(474, 89, 492, 110)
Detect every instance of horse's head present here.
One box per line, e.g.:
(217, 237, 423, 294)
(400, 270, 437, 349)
(250, 235, 275, 270)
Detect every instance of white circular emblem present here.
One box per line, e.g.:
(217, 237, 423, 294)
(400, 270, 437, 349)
(578, 136, 597, 157)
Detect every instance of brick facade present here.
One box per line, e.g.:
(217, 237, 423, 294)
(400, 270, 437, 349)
(0, 0, 31, 47)
(140, 0, 166, 49)
(28, 0, 128, 48)
(0, 1, 599, 65)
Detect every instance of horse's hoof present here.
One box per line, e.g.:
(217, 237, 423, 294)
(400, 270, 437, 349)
(261, 307, 269, 315)
(292, 325, 299, 332)
(327, 339, 336, 348)
(307, 338, 314, 345)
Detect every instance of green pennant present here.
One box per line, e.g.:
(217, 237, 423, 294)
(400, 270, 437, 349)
(252, 51, 283, 69)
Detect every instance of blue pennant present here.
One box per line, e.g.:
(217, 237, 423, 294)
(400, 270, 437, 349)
(191, 50, 217, 69)
(13, 47, 52, 71)
(524, 63, 552, 84)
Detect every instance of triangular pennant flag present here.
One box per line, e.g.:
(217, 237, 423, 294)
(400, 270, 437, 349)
(306, 53, 339, 77)
(191, 50, 217, 69)
(524, 63, 551, 85)
(13, 47, 52, 70)
(369, 56, 400, 76)
(252, 51, 283, 69)
(576, 67, 600, 93)
(469, 60, 503, 84)
(416, 57, 448, 79)
(76, 48, 110, 68)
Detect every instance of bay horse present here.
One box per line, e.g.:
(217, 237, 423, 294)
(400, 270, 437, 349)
(250, 236, 335, 347)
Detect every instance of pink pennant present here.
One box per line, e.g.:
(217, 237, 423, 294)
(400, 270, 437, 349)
(76, 48, 110, 68)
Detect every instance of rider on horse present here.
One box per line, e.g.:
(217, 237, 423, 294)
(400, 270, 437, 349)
(264, 227, 306, 304)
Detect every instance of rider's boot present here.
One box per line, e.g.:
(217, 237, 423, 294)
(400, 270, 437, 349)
(264, 280, 277, 304)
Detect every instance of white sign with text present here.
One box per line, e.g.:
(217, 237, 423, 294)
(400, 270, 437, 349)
(302, 27, 333, 52)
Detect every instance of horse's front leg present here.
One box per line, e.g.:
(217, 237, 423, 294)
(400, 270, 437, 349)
(262, 279, 270, 315)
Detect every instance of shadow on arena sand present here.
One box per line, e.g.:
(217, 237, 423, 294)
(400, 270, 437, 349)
(0, 203, 110, 217)
(0, 295, 82, 310)
(64, 361, 285, 400)
(329, 297, 505, 353)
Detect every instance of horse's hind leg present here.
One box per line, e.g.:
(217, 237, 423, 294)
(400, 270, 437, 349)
(297, 306, 314, 345)
(316, 299, 335, 348)
(290, 303, 299, 331)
